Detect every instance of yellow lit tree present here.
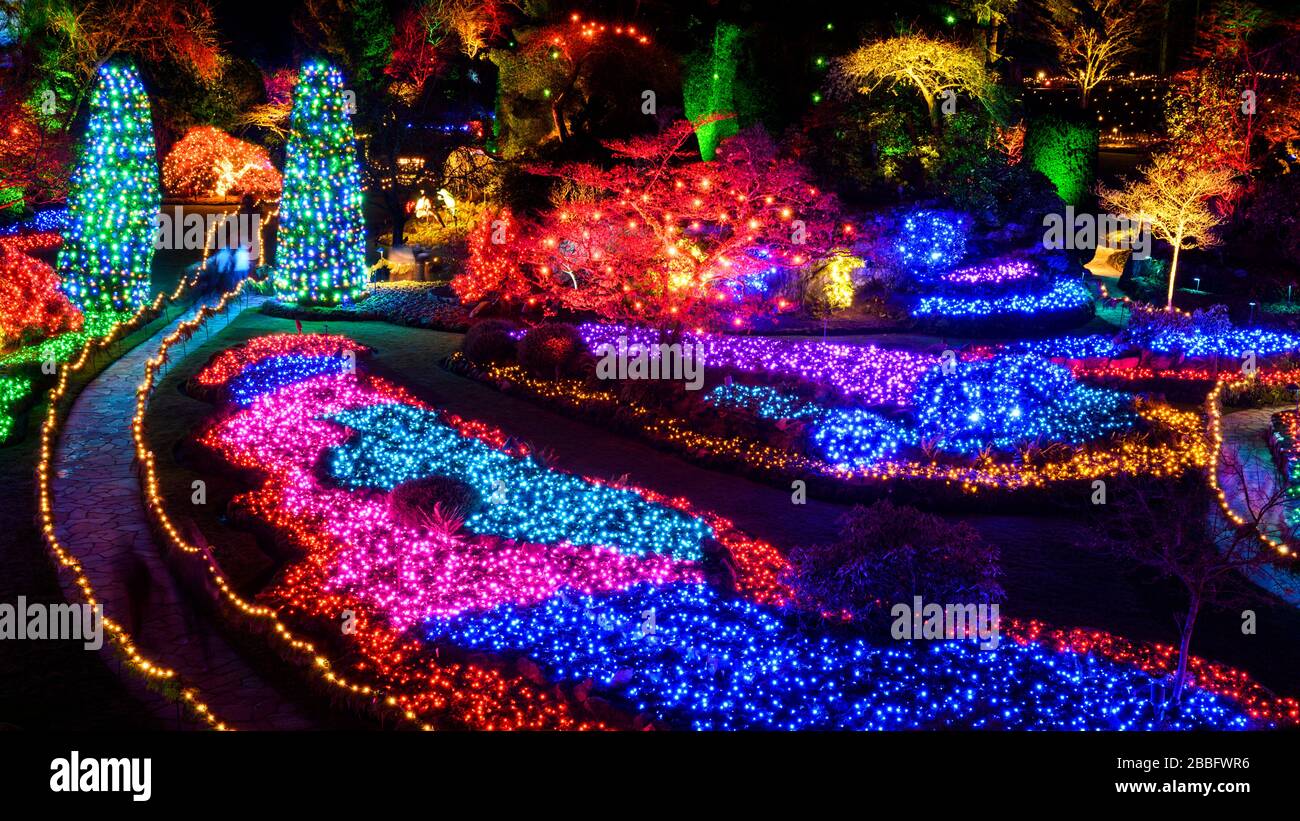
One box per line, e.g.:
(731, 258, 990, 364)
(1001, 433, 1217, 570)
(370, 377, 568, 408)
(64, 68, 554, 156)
(1098, 153, 1236, 309)
(836, 34, 994, 132)
(1041, 0, 1153, 108)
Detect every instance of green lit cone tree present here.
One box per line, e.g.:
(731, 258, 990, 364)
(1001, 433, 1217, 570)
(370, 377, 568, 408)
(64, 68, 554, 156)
(57, 63, 160, 314)
(274, 60, 367, 305)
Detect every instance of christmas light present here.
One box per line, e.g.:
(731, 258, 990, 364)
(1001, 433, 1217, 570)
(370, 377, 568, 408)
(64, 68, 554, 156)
(162, 126, 282, 199)
(911, 356, 1140, 454)
(142, 329, 1299, 730)
(941, 257, 1039, 286)
(273, 61, 367, 305)
(896, 209, 969, 277)
(580, 323, 937, 407)
(56, 63, 160, 313)
(0, 231, 82, 345)
(913, 278, 1094, 319)
(427, 581, 1264, 731)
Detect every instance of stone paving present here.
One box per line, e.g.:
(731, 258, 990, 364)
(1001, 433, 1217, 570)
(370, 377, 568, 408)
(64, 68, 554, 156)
(50, 292, 316, 729)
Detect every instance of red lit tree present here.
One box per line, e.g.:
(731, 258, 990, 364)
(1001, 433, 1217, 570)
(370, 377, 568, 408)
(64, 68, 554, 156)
(162, 126, 282, 200)
(0, 233, 82, 347)
(1165, 2, 1300, 213)
(0, 93, 73, 213)
(456, 119, 844, 327)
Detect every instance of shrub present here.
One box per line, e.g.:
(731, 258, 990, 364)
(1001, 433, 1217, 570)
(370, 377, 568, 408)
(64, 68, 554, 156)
(1024, 114, 1097, 208)
(518, 323, 588, 378)
(911, 355, 1138, 453)
(895, 208, 970, 278)
(389, 475, 479, 534)
(785, 500, 1002, 623)
(462, 319, 520, 365)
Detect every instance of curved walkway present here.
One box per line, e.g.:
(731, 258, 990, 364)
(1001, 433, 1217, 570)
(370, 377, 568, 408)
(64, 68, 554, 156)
(50, 292, 317, 729)
(1217, 407, 1300, 606)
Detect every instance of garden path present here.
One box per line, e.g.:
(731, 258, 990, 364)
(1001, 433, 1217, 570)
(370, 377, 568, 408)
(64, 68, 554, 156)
(50, 292, 318, 729)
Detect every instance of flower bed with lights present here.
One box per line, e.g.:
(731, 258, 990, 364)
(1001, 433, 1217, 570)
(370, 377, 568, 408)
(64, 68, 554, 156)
(444, 323, 1208, 507)
(161, 331, 1297, 729)
(911, 277, 1095, 335)
(892, 213, 1094, 334)
(0, 230, 137, 444)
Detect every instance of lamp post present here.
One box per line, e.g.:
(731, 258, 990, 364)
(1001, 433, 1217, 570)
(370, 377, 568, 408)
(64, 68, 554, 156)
(1249, 301, 1257, 325)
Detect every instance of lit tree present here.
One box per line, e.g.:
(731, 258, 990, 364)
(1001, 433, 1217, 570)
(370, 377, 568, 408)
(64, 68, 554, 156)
(1091, 464, 1284, 709)
(1098, 152, 1236, 309)
(961, 0, 1020, 65)
(273, 60, 367, 305)
(1040, 0, 1153, 108)
(0, 91, 73, 213)
(1165, 2, 1300, 213)
(456, 119, 844, 327)
(56, 62, 160, 313)
(835, 34, 995, 132)
(234, 67, 296, 142)
(24, 0, 222, 129)
(162, 126, 281, 199)
(490, 12, 665, 156)
(359, 0, 508, 246)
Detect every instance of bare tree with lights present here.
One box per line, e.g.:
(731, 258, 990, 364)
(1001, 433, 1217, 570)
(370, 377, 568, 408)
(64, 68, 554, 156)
(1039, 0, 1154, 108)
(1097, 152, 1236, 309)
(1090, 455, 1288, 711)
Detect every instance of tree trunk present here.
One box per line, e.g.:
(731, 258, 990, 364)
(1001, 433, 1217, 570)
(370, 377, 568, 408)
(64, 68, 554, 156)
(391, 211, 406, 248)
(1159, 0, 1172, 74)
(1166, 234, 1183, 309)
(924, 92, 940, 134)
(1172, 594, 1201, 705)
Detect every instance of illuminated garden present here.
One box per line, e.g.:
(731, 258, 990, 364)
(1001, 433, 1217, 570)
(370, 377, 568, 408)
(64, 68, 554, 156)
(3, 0, 1300, 740)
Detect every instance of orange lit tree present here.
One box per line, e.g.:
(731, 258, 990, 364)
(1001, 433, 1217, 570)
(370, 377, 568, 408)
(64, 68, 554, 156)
(457, 119, 844, 327)
(1165, 1, 1300, 213)
(1040, 0, 1154, 109)
(1098, 152, 1236, 309)
(25, 0, 222, 129)
(162, 126, 282, 200)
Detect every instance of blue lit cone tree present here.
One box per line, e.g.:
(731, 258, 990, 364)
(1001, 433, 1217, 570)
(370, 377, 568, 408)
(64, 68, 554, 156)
(57, 63, 160, 314)
(274, 61, 368, 305)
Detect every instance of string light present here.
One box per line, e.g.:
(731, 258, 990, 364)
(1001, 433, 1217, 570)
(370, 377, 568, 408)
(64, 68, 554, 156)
(273, 61, 367, 306)
(913, 278, 1094, 319)
(133, 328, 1299, 729)
(35, 274, 229, 727)
(56, 63, 159, 313)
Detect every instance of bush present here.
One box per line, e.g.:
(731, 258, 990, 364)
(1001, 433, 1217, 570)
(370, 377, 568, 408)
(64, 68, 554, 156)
(389, 475, 479, 533)
(462, 319, 520, 365)
(1024, 114, 1097, 208)
(784, 500, 1002, 623)
(517, 323, 588, 378)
